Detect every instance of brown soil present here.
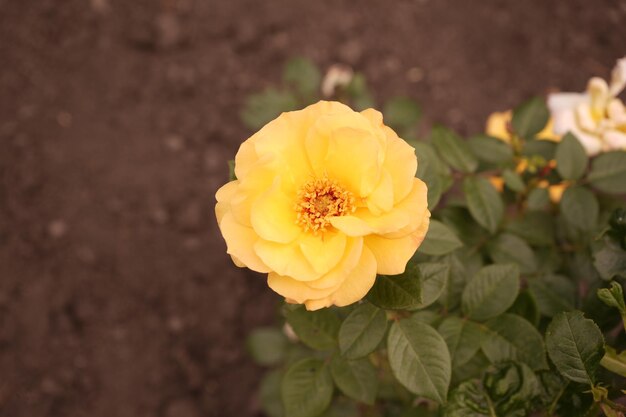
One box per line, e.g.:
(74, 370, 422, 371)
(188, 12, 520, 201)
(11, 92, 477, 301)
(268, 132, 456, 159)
(1, 0, 624, 416)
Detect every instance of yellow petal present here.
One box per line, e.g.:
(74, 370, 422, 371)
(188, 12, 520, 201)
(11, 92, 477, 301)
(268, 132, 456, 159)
(306, 112, 383, 196)
(366, 170, 394, 215)
(306, 237, 363, 289)
(609, 57, 626, 97)
(537, 117, 561, 142)
(365, 216, 430, 275)
(382, 126, 418, 203)
(304, 246, 377, 310)
(215, 181, 239, 224)
(267, 273, 339, 304)
(235, 101, 352, 188)
(489, 176, 504, 193)
(299, 231, 347, 275)
(228, 166, 275, 227)
(219, 212, 270, 273)
(254, 240, 320, 281)
(485, 111, 511, 142)
(588, 77, 609, 116)
(329, 215, 373, 236)
(548, 183, 568, 204)
(250, 179, 301, 244)
(360, 178, 429, 236)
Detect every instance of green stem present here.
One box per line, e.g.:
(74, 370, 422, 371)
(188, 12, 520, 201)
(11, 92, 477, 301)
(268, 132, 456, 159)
(601, 350, 626, 378)
(602, 398, 626, 413)
(546, 382, 569, 417)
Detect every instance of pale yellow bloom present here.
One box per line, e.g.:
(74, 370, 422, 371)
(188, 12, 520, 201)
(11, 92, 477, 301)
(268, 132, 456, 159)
(215, 101, 430, 310)
(548, 57, 626, 156)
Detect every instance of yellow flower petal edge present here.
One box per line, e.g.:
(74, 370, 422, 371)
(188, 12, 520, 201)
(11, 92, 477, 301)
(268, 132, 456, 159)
(486, 110, 560, 142)
(215, 100, 431, 310)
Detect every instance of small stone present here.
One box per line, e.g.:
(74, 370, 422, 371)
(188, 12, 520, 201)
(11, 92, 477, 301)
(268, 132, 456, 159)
(155, 13, 183, 49)
(90, 0, 109, 14)
(57, 111, 73, 128)
(48, 220, 67, 238)
(150, 206, 169, 225)
(164, 134, 185, 152)
(406, 67, 424, 83)
(167, 316, 184, 333)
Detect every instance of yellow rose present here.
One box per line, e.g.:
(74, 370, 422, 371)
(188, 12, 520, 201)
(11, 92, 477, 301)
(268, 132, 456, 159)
(215, 101, 430, 310)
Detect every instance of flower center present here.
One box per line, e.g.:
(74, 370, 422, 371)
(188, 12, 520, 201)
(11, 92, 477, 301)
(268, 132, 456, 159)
(294, 178, 355, 234)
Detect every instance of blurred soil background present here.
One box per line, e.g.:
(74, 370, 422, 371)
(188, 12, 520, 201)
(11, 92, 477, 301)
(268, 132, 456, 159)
(1, 0, 625, 416)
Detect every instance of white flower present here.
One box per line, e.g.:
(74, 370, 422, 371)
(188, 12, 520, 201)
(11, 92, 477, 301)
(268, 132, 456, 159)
(548, 57, 626, 156)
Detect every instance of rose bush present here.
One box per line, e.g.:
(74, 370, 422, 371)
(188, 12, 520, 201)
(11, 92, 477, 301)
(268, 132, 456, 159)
(215, 100, 430, 310)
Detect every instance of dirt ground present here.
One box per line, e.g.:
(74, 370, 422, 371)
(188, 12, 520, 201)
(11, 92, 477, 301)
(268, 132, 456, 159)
(0, 0, 624, 416)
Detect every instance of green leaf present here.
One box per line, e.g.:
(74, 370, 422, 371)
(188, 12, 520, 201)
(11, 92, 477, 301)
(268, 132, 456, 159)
(345, 73, 374, 111)
(463, 176, 504, 234)
(462, 264, 520, 321)
(482, 362, 543, 415)
(367, 265, 422, 310)
(414, 141, 451, 209)
(545, 311, 605, 385)
(467, 134, 514, 165)
(338, 303, 388, 359)
(317, 399, 359, 417)
(588, 151, 626, 194)
(597, 281, 626, 314)
(481, 314, 549, 370)
(522, 140, 556, 160)
(444, 380, 491, 417)
(260, 370, 284, 417)
(556, 132, 588, 180)
(228, 160, 237, 181)
(502, 169, 525, 193)
(505, 211, 555, 246)
(282, 358, 334, 417)
(487, 233, 538, 274)
(594, 238, 626, 280)
(330, 356, 377, 405)
(283, 57, 321, 99)
(511, 97, 549, 139)
(439, 249, 483, 310)
(439, 206, 489, 247)
(431, 126, 478, 173)
(285, 307, 340, 351)
(419, 220, 463, 256)
(560, 186, 599, 232)
(527, 187, 550, 211)
(507, 290, 540, 326)
(451, 351, 491, 385)
(528, 274, 576, 317)
(438, 316, 483, 367)
(446, 362, 542, 417)
(241, 88, 298, 130)
(412, 263, 450, 309)
(388, 317, 451, 403)
(384, 97, 421, 133)
(247, 327, 288, 366)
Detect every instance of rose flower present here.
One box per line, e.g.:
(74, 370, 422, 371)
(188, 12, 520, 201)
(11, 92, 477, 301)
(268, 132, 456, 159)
(216, 101, 430, 310)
